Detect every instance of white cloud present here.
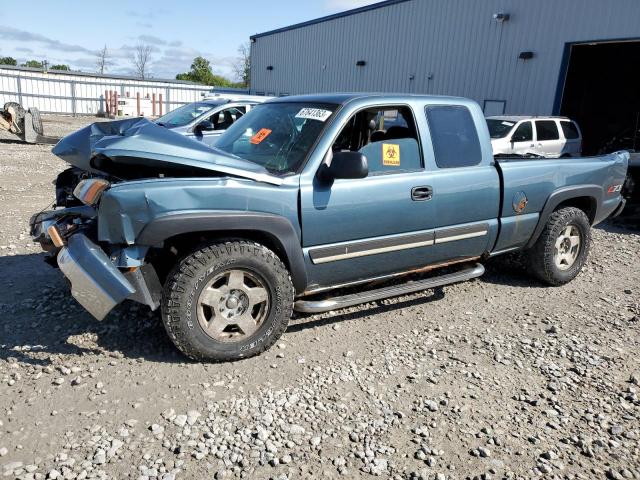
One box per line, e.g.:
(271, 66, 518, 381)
(0, 26, 239, 80)
(125, 8, 170, 19)
(153, 46, 238, 79)
(0, 26, 96, 54)
(137, 34, 167, 46)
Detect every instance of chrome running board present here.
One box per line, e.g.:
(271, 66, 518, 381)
(294, 263, 485, 314)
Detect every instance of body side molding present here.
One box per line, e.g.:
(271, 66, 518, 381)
(307, 222, 489, 265)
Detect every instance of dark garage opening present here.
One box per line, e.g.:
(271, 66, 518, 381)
(559, 40, 640, 155)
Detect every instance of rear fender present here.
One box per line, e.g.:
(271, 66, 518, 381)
(526, 185, 602, 249)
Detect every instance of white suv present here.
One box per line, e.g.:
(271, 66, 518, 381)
(487, 116, 582, 158)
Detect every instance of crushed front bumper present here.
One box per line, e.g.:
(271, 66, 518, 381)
(57, 234, 136, 320)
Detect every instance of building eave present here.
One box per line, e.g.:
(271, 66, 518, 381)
(250, 0, 413, 40)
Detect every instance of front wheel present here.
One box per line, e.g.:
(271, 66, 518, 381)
(162, 241, 294, 362)
(527, 207, 591, 285)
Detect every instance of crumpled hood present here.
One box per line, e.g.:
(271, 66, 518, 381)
(51, 117, 281, 185)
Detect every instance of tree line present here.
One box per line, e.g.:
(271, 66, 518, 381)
(0, 41, 251, 88)
(0, 57, 69, 71)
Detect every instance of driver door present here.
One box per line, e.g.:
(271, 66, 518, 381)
(300, 105, 436, 288)
(300, 103, 499, 290)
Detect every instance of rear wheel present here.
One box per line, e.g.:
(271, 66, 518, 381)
(162, 240, 294, 362)
(527, 207, 591, 285)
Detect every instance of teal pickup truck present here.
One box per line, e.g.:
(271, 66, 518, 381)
(31, 94, 629, 362)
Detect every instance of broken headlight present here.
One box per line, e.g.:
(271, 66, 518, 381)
(73, 178, 110, 206)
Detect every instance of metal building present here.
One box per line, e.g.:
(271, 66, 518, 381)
(250, 0, 640, 153)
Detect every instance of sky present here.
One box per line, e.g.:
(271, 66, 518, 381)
(0, 0, 380, 81)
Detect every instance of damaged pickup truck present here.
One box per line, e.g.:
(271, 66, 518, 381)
(31, 94, 629, 362)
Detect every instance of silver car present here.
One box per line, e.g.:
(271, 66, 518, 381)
(155, 98, 264, 147)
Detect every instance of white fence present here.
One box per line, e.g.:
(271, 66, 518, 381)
(0, 67, 211, 116)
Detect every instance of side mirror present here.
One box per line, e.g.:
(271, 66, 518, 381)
(194, 120, 214, 134)
(318, 151, 368, 182)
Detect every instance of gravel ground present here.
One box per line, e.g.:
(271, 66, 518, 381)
(1, 115, 639, 480)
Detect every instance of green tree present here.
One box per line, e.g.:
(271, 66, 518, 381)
(22, 60, 43, 68)
(190, 56, 214, 84)
(176, 56, 234, 87)
(50, 64, 70, 71)
(0, 56, 17, 66)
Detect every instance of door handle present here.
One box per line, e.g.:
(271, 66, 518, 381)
(411, 186, 433, 201)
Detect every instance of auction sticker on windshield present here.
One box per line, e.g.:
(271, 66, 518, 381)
(250, 128, 272, 145)
(295, 108, 332, 122)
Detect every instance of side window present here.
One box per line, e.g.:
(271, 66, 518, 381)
(535, 120, 560, 141)
(560, 121, 579, 139)
(425, 105, 482, 168)
(210, 107, 244, 130)
(512, 121, 533, 142)
(331, 106, 422, 175)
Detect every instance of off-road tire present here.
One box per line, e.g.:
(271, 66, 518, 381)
(527, 207, 591, 286)
(29, 108, 44, 135)
(162, 240, 294, 362)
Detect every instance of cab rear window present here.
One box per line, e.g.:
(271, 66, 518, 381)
(426, 105, 482, 168)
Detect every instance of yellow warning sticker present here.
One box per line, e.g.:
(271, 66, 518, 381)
(382, 143, 400, 166)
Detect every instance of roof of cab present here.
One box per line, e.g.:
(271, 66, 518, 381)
(266, 92, 473, 106)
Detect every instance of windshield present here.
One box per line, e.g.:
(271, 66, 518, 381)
(155, 102, 220, 128)
(214, 102, 337, 175)
(487, 119, 517, 139)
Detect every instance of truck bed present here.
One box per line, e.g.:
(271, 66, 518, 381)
(493, 152, 629, 254)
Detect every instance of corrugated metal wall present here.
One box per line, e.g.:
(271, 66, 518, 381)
(250, 0, 640, 114)
(0, 68, 210, 115)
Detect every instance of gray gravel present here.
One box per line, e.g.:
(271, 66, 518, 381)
(1, 115, 639, 479)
